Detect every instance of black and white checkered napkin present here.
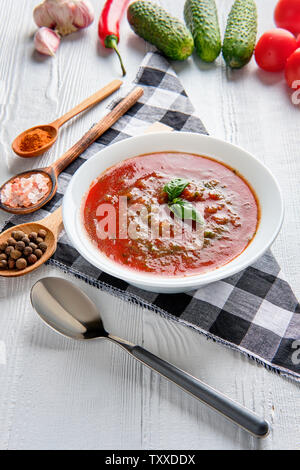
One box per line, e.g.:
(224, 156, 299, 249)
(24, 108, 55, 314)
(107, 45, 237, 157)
(3, 52, 300, 381)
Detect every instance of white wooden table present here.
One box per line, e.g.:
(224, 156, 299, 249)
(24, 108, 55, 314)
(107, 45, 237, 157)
(0, 0, 299, 450)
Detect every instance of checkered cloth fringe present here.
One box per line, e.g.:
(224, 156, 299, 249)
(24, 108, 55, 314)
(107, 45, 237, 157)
(2, 52, 300, 381)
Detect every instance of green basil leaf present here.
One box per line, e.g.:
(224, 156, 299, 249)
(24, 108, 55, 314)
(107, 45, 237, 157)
(169, 200, 185, 220)
(163, 178, 189, 201)
(169, 198, 204, 224)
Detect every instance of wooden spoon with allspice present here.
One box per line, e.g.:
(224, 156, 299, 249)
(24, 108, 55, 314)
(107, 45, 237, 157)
(0, 86, 144, 215)
(12, 79, 123, 158)
(0, 207, 63, 278)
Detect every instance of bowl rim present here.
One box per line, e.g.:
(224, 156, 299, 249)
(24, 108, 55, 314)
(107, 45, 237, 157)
(63, 132, 284, 289)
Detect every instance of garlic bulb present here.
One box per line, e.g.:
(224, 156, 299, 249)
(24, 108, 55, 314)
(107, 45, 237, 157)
(34, 27, 61, 56)
(33, 0, 94, 37)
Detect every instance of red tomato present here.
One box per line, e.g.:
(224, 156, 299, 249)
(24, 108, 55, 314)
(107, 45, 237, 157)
(297, 34, 300, 47)
(274, 0, 300, 36)
(255, 29, 297, 72)
(285, 48, 300, 88)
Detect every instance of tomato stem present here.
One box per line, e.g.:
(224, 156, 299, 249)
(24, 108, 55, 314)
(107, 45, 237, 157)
(105, 35, 126, 76)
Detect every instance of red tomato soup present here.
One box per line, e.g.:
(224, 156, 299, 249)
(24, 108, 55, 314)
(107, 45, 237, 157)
(83, 152, 259, 277)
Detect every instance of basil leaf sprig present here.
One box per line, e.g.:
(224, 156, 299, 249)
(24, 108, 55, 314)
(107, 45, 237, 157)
(170, 198, 204, 223)
(163, 178, 189, 201)
(163, 178, 204, 224)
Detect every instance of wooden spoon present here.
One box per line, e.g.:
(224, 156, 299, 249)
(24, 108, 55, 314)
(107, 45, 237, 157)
(0, 207, 63, 278)
(12, 79, 123, 158)
(0, 86, 144, 215)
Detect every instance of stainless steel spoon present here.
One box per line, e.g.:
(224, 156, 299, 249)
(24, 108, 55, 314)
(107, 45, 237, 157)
(30, 277, 270, 439)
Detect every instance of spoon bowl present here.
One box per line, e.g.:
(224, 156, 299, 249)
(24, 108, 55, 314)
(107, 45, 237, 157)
(31, 277, 107, 340)
(12, 125, 59, 158)
(0, 168, 57, 215)
(29, 276, 270, 438)
(0, 207, 63, 277)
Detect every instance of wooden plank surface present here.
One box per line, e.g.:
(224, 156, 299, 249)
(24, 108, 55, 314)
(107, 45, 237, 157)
(0, 0, 299, 450)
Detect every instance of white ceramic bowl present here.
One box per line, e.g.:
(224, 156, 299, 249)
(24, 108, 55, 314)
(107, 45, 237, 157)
(63, 132, 283, 293)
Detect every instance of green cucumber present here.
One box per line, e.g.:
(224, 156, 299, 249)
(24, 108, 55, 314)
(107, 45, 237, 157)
(184, 0, 221, 63)
(222, 0, 257, 69)
(127, 1, 194, 61)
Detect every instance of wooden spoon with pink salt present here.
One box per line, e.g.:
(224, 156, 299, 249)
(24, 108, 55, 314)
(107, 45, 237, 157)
(0, 87, 143, 215)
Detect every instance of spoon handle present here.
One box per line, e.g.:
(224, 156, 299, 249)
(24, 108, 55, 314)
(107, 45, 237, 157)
(51, 87, 144, 175)
(122, 344, 270, 438)
(38, 207, 63, 239)
(51, 80, 123, 129)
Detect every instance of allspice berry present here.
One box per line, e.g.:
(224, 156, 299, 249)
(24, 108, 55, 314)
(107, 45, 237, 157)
(16, 258, 27, 270)
(8, 259, 15, 269)
(0, 241, 8, 251)
(28, 254, 37, 265)
(7, 238, 16, 246)
(15, 241, 25, 252)
(29, 232, 38, 242)
(21, 236, 30, 246)
(36, 237, 44, 245)
(23, 246, 33, 257)
(0, 253, 7, 261)
(0, 260, 8, 269)
(14, 231, 25, 241)
(38, 229, 47, 239)
(5, 246, 14, 256)
(11, 249, 22, 260)
(34, 249, 43, 259)
(39, 242, 47, 253)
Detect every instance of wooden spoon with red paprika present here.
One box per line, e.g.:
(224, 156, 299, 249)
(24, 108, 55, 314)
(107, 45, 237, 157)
(12, 79, 122, 158)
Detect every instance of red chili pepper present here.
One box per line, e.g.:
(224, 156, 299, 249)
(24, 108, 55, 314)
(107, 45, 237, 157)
(98, 0, 130, 76)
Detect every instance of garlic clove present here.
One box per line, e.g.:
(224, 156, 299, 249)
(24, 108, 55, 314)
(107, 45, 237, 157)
(33, 2, 56, 29)
(34, 27, 61, 56)
(73, 0, 94, 29)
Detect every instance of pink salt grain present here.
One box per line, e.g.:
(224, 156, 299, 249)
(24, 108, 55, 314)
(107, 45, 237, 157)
(1, 173, 50, 208)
